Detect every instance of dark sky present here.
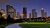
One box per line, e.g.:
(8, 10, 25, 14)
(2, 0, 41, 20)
(0, 0, 50, 17)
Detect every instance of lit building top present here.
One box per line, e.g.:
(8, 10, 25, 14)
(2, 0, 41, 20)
(41, 8, 44, 10)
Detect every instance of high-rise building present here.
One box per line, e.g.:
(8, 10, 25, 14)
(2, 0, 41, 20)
(44, 12, 47, 17)
(41, 8, 45, 17)
(23, 7, 27, 19)
(6, 5, 16, 18)
(29, 13, 31, 18)
(32, 9, 37, 18)
(35, 12, 37, 18)
(17, 12, 20, 18)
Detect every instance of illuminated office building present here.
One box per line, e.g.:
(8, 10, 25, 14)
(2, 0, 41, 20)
(29, 13, 31, 18)
(6, 5, 16, 19)
(41, 8, 45, 17)
(32, 9, 37, 18)
(23, 7, 27, 19)
(44, 12, 47, 17)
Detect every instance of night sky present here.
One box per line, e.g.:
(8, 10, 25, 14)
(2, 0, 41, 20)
(0, 0, 50, 17)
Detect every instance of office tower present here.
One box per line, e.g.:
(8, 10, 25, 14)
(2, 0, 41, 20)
(41, 8, 45, 17)
(17, 12, 20, 19)
(44, 12, 47, 17)
(32, 9, 37, 18)
(35, 12, 37, 18)
(29, 13, 31, 18)
(23, 7, 27, 19)
(6, 5, 16, 18)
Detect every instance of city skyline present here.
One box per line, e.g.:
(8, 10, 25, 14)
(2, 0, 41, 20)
(0, 5, 48, 18)
(0, 0, 50, 17)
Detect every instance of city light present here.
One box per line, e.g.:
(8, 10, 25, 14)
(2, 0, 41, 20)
(0, 0, 50, 28)
(14, 17, 19, 20)
(41, 8, 44, 10)
(2, 14, 7, 19)
(20, 14, 24, 18)
(2, 14, 6, 16)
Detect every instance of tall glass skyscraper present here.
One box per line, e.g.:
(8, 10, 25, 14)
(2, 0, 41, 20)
(41, 8, 45, 17)
(23, 7, 27, 19)
(32, 9, 37, 18)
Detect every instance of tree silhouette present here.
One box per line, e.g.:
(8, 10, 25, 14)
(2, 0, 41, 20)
(0, 12, 5, 24)
(0, 12, 2, 18)
(7, 15, 13, 23)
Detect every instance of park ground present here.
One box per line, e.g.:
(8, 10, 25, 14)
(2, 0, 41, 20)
(19, 22, 50, 28)
(0, 22, 50, 28)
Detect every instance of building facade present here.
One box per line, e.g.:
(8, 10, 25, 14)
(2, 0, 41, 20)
(16, 12, 20, 19)
(32, 9, 37, 18)
(6, 5, 16, 19)
(29, 13, 31, 18)
(44, 12, 47, 17)
(23, 7, 27, 19)
(41, 8, 45, 17)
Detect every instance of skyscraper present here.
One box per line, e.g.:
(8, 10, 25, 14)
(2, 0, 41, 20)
(32, 9, 37, 18)
(29, 13, 31, 18)
(44, 12, 47, 17)
(35, 12, 37, 18)
(17, 12, 20, 18)
(41, 8, 45, 17)
(23, 7, 27, 19)
(6, 5, 16, 18)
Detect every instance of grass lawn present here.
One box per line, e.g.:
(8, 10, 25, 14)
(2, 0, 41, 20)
(19, 22, 50, 28)
(19, 22, 47, 24)
(20, 24, 50, 28)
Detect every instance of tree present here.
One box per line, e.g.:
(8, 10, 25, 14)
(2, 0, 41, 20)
(7, 15, 13, 23)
